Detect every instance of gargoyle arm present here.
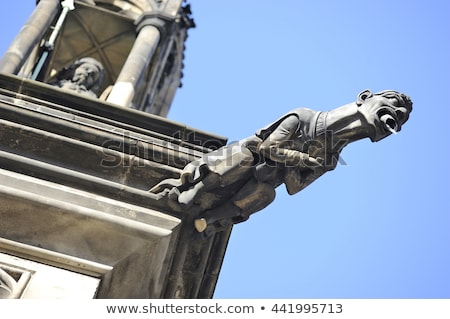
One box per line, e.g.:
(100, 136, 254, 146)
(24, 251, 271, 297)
(258, 115, 321, 167)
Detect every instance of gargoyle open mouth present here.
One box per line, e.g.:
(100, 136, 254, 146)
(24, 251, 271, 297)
(378, 109, 399, 135)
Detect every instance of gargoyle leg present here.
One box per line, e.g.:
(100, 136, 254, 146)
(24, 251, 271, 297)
(195, 179, 275, 234)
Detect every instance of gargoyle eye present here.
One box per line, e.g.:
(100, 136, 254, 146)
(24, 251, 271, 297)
(396, 109, 406, 123)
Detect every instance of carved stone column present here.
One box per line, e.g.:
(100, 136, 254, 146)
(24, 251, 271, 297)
(0, 0, 60, 74)
(106, 0, 183, 108)
(106, 23, 161, 107)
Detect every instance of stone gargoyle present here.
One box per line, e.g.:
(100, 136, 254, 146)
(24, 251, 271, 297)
(150, 89, 412, 236)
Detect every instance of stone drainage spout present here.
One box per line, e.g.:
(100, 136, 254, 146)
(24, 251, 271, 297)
(380, 113, 398, 135)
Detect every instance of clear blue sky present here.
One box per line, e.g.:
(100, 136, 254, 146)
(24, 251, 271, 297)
(1, 1, 449, 298)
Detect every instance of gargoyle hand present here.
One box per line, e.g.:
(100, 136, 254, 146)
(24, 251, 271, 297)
(282, 149, 323, 168)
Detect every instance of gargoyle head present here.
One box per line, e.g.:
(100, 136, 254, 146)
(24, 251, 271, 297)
(356, 89, 413, 142)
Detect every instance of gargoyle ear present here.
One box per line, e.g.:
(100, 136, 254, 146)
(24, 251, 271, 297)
(356, 89, 373, 106)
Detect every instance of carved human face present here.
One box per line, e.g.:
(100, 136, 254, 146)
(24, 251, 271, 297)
(72, 62, 100, 89)
(357, 91, 411, 142)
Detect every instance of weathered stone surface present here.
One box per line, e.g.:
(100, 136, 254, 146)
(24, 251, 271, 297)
(0, 73, 229, 298)
(1, 252, 100, 299)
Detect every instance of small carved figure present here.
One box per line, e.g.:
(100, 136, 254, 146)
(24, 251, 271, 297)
(150, 90, 412, 236)
(51, 57, 105, 98)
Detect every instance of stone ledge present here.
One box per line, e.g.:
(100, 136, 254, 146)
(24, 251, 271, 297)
(0, 168, 181, 298)
(0, 72, 232, 298)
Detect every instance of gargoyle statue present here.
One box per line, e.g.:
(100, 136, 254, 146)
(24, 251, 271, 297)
(150, 89, 412, 236)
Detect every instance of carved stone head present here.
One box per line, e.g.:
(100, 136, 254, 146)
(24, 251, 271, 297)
(356, 89, 413, 142)
(56, 57, 105, 95)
